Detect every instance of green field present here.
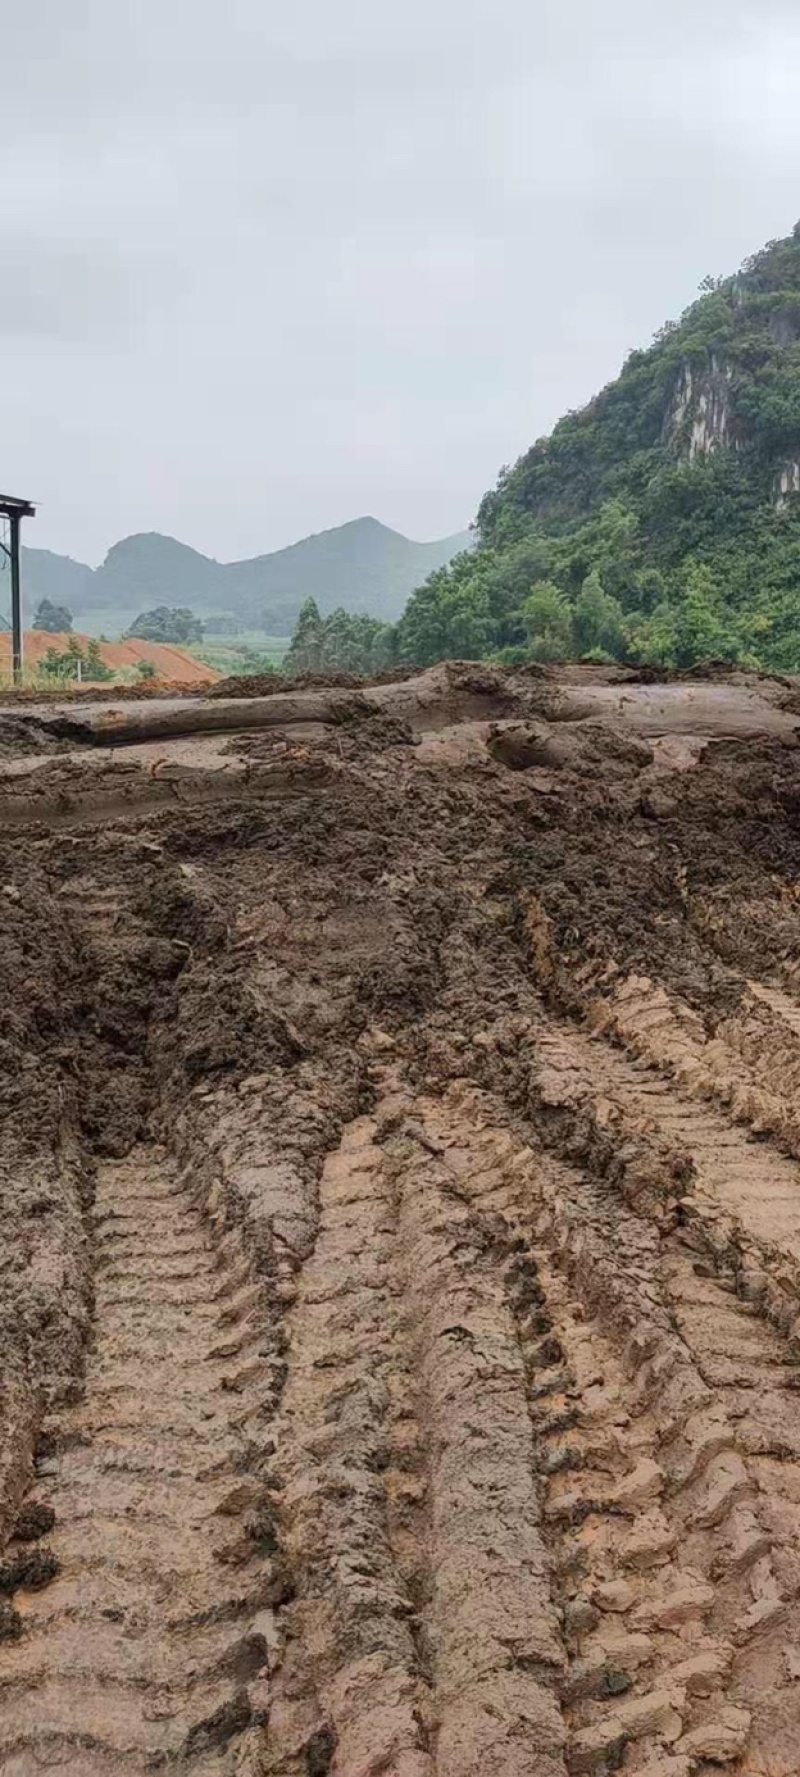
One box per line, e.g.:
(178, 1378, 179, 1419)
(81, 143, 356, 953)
(184, 633, 290, 676)
(57, 615, 291, 677)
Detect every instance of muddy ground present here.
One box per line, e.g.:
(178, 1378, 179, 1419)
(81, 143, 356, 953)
(2, 664, 800, 1772)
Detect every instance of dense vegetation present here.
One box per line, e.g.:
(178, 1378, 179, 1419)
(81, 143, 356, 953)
(339, 226, 800, 674)
(284, 599, 396, 675)
(33, 598, 73, 632)
(127, 607, 204, 644)
(40, 636, 114, 682)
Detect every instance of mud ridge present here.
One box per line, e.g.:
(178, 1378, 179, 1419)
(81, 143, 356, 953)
(416, 1081, 800, 1775)
(0, 1147, 276, 1773)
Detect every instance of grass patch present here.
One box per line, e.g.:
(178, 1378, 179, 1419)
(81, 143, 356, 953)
(186, 633, 290, 676)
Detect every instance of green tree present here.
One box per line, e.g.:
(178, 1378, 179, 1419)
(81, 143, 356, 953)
(285, 597, 324, 672)
(237, 648, 276, 675)
(203, 614, 240, 636)
(446, 588, 493, 657)
(627, 565, 745, 667)
(33, 598, 73, 632)
(40, 636, 94, 681)
(41, 645, 75, 681)
(127, 607, 204, 644)
(397, 559, 494, 664)
(85, 638, 114, 681)
(397, 568, 453, 665)
(626, 602, 681, 667)
(572, 570, 628, 659)
(368, 622, 397, 671)
(522, 583, 573, 662)
(671, 563, 742, 665)
(591, 502, 641, 601)
(322, 608, 358, 669)
(482, 536, 554, 640)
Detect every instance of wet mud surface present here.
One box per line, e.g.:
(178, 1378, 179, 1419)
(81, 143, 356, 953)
(3, 665, 800, 1771)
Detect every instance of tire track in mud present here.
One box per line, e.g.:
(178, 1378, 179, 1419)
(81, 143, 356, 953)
(263, 1115, 434, 1777)
(11, 691, 800, 1776)
(264, 1104, 566, 1776)
(525, 951, 800, 1415)
(0, 1148, 275, 1774)
(583, 971, 800, 1165)
(184, 975, 800, 1777)
(531, 994, 800, 1277)
(411, 1080, 800, 1775)
(261, 1036, 800, 1773)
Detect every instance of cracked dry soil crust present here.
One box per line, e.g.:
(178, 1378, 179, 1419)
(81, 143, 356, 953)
(6, 669, 800, 1773)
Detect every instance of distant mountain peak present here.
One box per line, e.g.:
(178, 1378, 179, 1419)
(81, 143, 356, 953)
(102, 532, 216, 563)
(18, 516, 471, 637)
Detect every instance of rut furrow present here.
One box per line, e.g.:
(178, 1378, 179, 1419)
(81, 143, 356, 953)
(585, 968, 800, 1167)
(0, 1146, 275, 1774)
(415, 1075, 800, 1775)
(264, 1102, 568, 1776)
(382, 1104, 566, 1777)
(262, 1114, 435, 1777)
(529, 995, 800, 1271)
(528, 965, 800, 1379)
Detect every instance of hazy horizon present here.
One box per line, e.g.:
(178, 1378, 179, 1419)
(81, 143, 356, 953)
(4, 1, 800, 564)
(21, 512, 473, 575)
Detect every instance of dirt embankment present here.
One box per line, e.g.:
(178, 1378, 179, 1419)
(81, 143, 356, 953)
(4, 666, 800, 1770)
(5, 658, 799, 752)
(0, 630, 219, 686)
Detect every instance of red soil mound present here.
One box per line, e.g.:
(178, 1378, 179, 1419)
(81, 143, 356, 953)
(0, 631, 219, 685)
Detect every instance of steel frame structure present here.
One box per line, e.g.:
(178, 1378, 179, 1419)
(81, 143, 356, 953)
(0, 494, 36, 683)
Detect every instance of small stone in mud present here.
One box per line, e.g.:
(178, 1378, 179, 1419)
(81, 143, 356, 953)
(609, 1457, 664, 1511)
(562, 1595, 600, 1637)
(569, 1686, 685, 1770)
(541, 1443, 585, 1476)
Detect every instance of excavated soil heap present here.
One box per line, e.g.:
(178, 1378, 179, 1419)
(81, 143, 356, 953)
(2, 663, 800, 1772)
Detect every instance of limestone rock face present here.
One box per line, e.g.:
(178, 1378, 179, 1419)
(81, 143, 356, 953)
(664, 356, 737, 461)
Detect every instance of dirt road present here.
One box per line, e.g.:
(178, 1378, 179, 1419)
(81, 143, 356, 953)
(2, 663, 800, 1773)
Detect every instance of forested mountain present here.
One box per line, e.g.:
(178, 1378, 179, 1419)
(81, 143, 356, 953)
(18, 548, 94, 612)
(17, 518, 470, 638)
(396, 225, 800, 671)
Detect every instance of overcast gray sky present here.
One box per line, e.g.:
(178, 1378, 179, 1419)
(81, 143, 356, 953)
(3, 0, 800, 565)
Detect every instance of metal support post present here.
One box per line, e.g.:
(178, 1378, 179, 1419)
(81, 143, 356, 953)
(10, 512, 21, 684)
